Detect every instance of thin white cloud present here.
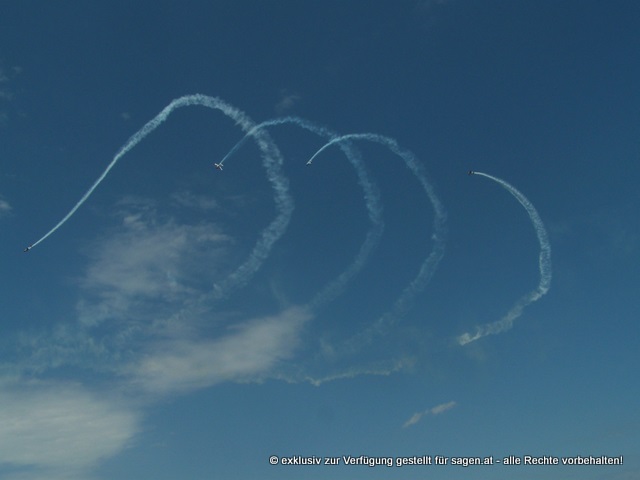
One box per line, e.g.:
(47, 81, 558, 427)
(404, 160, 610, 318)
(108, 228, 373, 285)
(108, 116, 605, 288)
(15, 195, 309, 387)
(12, 321, 126, 376)
(171, 191, 218, 211)
(403, 400, 457, 428)
(1, 197, 312, 477)
(128, 306, 311, 395)
(403, 412, 423, 428)
(77, 203, 230, 328)
(430, 400, 457, 415)
(0, 378, 138, 479)
(0, 63, 21, 126)
(0, 196, 11, 217)
(275, 90, 301, 114)
(11, 199, 233, 375)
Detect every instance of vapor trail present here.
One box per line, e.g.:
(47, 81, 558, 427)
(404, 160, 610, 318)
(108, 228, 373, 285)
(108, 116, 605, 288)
(457, 171, 552, 345)
(221, 117, 384, 310)
(28, 94, 293, 300)
(309, 133, 447, 345)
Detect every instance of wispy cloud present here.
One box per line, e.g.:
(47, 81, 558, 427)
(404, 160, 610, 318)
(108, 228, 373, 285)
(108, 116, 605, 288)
(0, 63, 21, 126)
(14, 192, 310, 387)
(171, 191, 219, 211)
(10, 198, 233, 372)
(0, 378, 138, 480)
(275, 89, 301, 114)
(402, 400, 457, 428)
(3, 194, 312, 477)
(77, 201, 230, 329)
(127, 306, 311, 395)
(0, 196, 11, 217)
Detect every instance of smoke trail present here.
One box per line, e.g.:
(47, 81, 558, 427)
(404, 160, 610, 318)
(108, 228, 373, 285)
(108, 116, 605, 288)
(221, 117, 384, 310)
(28, 94, 293, 300)
(457, 171, 552, 345)
(309, 133, 447, 344)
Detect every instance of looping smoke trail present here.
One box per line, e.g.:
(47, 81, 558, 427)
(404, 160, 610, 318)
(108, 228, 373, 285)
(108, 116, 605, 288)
(309, 133, 447, 344)
(28, 94, 293, 300)
(457, 171, 552, 345)
(221, 116, 384, 310)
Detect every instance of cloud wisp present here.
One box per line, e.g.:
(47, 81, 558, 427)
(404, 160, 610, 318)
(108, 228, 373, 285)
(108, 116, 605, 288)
(403, 400, 457, 428)
(0, 196, 11, 217)
(0, 378, 138, 480)
(4, 205, 311, 477)
(127, 306, 312, 395)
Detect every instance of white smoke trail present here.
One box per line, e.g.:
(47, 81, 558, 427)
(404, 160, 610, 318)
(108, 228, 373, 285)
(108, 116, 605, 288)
(27, 94, 293, 300)
(221, 117, 384, 310)
(457, 171, 552, 345)
(309, 133, 447, 343)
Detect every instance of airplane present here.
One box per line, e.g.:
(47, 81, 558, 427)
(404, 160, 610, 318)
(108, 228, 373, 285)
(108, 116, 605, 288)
(214, 163, 223, 171)
(23, 245, 33, 253)
(306, 159, 313, 166)
(468, 170, 475, 175)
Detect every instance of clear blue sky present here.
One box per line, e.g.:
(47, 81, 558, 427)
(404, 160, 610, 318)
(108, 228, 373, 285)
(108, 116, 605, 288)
(1, 1, 639, 479)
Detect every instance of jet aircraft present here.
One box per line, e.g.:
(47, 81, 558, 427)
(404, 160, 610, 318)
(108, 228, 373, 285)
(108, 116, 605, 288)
(23, 245, 33, 253)
(214, 163, 223, 171)
(468, 170, 475, 175)
(306, 159, 313, 166)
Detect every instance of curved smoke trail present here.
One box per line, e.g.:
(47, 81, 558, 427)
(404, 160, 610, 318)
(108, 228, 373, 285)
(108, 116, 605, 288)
(308, 133, 447, 344)
(221, 116, 384, 310)
(28, 94, 293, 300)
(457, 171, 552, 345)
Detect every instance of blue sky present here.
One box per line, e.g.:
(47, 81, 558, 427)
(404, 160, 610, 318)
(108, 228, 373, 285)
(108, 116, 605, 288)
(1, 1, 639, 479)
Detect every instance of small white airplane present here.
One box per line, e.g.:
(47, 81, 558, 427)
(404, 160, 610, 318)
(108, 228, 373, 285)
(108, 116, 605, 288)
(468, 170, 475, 176)
(23, 245, 33, 253)
(306, 159, 313, 166)
(214, 163, 223, 171)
